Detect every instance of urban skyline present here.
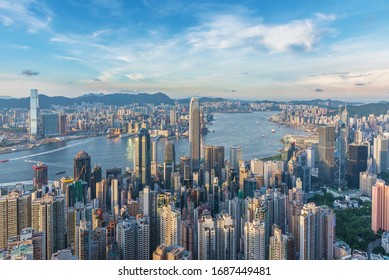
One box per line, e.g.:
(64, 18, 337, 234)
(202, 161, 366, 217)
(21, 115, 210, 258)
(1, 1, 389, 101)
(0, 90, 389, 260)
(1, 0, 389, 262)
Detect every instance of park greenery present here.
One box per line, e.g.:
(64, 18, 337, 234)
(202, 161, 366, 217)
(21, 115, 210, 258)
(308, 193, 336, 208)
(308, 193, 379, 251)
(261, 154, 282, 161)
(334, 203, 379, 251)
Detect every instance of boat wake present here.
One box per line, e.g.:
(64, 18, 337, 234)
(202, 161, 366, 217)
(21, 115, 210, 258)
(9, 139, 94, 161)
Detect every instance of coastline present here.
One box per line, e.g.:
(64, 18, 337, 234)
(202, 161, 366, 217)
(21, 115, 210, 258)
(268, 113, 318, 134)
(0, 133, 103, 156)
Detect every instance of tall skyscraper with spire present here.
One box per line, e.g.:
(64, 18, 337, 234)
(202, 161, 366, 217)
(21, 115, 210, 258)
(189, 97, 200, 171)
(29, 89, 39, 137)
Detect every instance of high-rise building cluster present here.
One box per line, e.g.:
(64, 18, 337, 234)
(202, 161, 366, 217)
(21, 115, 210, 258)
(1, 93, 389, 260)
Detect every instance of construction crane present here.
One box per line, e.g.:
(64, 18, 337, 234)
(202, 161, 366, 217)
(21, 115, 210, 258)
(75, 164, 86, 181)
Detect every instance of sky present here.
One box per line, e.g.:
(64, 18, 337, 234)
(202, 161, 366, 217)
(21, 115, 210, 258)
(1, 0, 389, 102)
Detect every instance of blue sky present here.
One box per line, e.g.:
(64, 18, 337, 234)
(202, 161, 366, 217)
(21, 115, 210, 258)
(1, 0, 389, 101)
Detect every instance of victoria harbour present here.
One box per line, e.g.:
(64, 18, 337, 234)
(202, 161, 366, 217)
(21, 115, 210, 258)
(0, 111, 304, 184)
(2, 0, 389, 266)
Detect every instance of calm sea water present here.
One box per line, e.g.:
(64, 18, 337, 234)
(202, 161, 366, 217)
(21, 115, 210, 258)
(0, 111, 305, 183)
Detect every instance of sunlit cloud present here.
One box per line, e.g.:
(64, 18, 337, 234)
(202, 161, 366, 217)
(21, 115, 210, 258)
(1, 1, 388, 102)
(186, 13, 336, 52)
(126, 73, 145, 81)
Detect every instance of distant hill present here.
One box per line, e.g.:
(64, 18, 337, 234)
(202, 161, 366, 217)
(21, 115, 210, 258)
(0, 92, 174, 109)
(287, 99, 363, 107)
(177, 97, 228, 104)
(342, 102, 389, 117)
(1, 93, 387, 116)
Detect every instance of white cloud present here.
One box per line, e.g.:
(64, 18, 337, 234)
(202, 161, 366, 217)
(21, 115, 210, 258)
(314, 13, 337, 21)
(0, 0, 52, 33)
(4, 5, 387, 102)
(92, 29, 112, 38)
(258, 19, 317, 52)
(126, 73, 145, 81)
(1, 15, 12, 26)
(116, 56, 132, 62)
(49, 36, 77, 44)
(185, 13, 336, 53)
(54, 55, 82, 61)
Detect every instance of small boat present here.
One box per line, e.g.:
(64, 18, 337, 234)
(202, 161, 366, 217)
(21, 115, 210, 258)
(0, 159, 9, 163)
(56, 171, 66, 175)
(272, 129, 276, 133)
(256, 121, 261, 124)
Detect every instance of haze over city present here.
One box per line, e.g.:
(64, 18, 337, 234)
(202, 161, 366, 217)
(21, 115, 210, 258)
(1, 0, 389, 101)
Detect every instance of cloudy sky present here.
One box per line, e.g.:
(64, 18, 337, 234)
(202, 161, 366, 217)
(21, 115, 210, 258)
(1, 0, 389, 101)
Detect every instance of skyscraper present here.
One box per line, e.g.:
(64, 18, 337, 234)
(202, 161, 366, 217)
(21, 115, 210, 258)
(75, 220, 92, 260)
(347, 143, 368, 189)
(298, 203, 316, 260)
(317, 206, 335, 260)
(134, 128, 151, 193)
(269, 225, 288, 260)
(215, 213, 236, 260)
(180, 156, 191, 184)
(160, 204, 181, 247)
(67, 203, 92, 253)
(372, 180, 389, 233)
(151, 139, 157, 162)
(111, 179, 119, 216)
(354, 130, 363, 144)
(306, 147, 315, 169)
(74, 150, 91, 189)
(0, 193, 31, 250)
(42, 113, 59, 137)
(163, 141, 176, 190)
(31, 194, 66, 259)
(298, 202, 335, 260)
(204, 145, 225, 184)
(170, 108, 176, 126)
(137, 216, 150, 260)
(318, 126, 335, 185)
(373, 135, 389, 174)
(360, 171, 377, 197)
(230, 145, 243, 171)
(198, 210, 216, 260)
(341, 105, 350, 144)
(117, 218, 137, 260)
(58, 114, 67, 136)
(33, 162, 48, 190)
(189, 97, 200, 171)
(29, 89, 39, 137)
(243, 219, 266, 260)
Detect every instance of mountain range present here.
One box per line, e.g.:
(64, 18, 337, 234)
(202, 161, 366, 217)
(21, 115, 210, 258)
(0, 92, 387, 116)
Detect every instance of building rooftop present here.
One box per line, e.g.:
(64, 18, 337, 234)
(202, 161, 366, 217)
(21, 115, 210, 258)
(75, 150, 89, 158)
